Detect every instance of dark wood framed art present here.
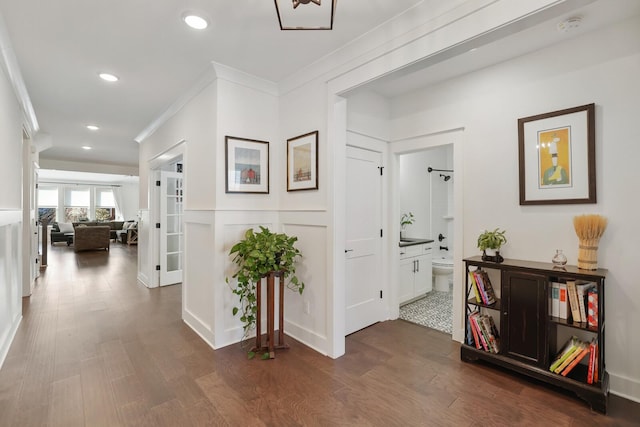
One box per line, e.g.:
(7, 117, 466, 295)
(287, 130, 318, 191)
(518, 103, 596, 205)
(225, 136, 269, 194)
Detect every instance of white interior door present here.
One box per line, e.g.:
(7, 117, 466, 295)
(160, 171, 183, 286)
(345, 146, 384, 335)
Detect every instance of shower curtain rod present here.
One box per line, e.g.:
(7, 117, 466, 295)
(427, 167, 454, 173)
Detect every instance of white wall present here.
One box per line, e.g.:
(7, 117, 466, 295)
(118, 182, 139, 221)
(388, 16, 640, 400)
(0, 64, 23, 368)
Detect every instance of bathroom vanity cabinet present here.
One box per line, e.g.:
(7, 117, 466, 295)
(399, 239, 433, 304)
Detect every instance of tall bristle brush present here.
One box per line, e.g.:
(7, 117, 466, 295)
(573, 214, 607, 270)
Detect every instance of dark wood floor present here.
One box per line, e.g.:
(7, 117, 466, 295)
(0, 242, 638, 426)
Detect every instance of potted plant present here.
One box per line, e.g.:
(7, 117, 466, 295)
(226, 226, 304, 358)
(477, 228, 507, 262)
(400, 212, 415, 239)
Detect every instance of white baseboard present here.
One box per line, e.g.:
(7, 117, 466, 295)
(609, 371, 640, 403)
(183, 309, 216, 350)
(284, 319, 328, 357)
(0, 315, 21, 370)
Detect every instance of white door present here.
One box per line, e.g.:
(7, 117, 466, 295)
(31, 168, 39, 282)
(159, 171, 183, 286)
(345, 146, 384, 335)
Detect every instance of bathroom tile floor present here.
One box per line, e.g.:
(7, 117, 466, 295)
(399, 290, 452, 334)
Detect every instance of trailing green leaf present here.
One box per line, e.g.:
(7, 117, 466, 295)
(225, 226, 305, 358)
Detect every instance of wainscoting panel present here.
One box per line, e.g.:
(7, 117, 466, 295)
(183, 210, 216, 348)
(0, 211, 22, 369)
(216, 211, 278, 349)
(281, 222, 329, 355)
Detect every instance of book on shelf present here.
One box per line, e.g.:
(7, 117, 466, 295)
(576, 281, 596, 324)
(468, 312, 486, 350)
(566, 281, 582, 323)
(480, 314, 500, 353)
(479, 270, 498, 303)
(474, 270, 496, 305)
(549, 336, 580, 373)
(560, 344, 590, 376)
(472, 271, 489, 305)
(587, 339, 598, 384)
(469, 314, 482, 349)
(550, 282, 560, 317)
(587, 287, 598, 328)
(465, 316, 474, 346)
(558, 282, 569, 320)
(468, 311, 499, 353)
(594, 343, 599, 383)
(468, 271, 482, 303)
(554, 341, 587, 374)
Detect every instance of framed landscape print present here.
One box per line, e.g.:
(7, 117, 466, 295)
(287, 131, 318, 191)
(225, 136, 269, 194)
(518, 103, 595, 205)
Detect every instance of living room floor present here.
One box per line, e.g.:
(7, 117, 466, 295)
(0, 244, 638, 426)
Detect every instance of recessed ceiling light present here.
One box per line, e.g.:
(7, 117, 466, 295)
(183, 14, 208, 30)
(86, 125, 99, 131)
(99, 73, 119, 82)
(82, 146, 92, 150)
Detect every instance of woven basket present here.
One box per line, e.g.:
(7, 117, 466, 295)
(577, 238, 600, 270)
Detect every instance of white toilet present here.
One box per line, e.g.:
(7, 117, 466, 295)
(432, 257, 454, 292)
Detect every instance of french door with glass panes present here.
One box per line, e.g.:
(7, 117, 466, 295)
(160, 171, 183, 286)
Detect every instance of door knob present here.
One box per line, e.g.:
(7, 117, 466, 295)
(345, 249, 354, 253)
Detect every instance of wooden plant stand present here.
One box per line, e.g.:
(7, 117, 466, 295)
(252, 271, 289, 359)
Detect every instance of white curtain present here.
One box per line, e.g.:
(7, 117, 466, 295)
(112, 186, 124, 220)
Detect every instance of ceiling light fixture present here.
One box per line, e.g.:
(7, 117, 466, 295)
(99, 72, 119, 82)
(86, 125, 99, 131)
(183, 14, 208, 30)
(274, 0, 335, 30)
(82, 146, 92, 150)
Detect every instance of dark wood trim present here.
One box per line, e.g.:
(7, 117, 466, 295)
(518, 103, 596, 205)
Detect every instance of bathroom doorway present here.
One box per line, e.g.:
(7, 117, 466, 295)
(397, 143, 454, 334)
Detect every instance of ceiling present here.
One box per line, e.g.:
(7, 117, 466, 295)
(0, 0, 421, 168)
(0, 0, 638, 175)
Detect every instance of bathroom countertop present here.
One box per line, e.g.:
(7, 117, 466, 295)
(398, 238, 434, 247)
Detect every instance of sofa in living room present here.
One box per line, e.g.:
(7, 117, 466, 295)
(50, 220, 135, 245)
(74, 225, 110, 252)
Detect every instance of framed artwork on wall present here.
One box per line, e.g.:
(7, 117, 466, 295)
(225, 136, 269, 194)
(287, 130, 318, 191)
(518, 103, 596, 205)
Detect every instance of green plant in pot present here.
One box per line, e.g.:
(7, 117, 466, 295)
(400, 212, 415, 239)
(477, 228, 507, 262)
(226, 226, 304, 359)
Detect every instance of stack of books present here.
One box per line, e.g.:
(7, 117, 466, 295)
(549, 336, 598, 381)
(468, 270, 497, 306)
(467, 310, 500, 353)
(549, 280, 597, 326)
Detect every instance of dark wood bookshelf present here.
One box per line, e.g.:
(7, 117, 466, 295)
(462, 256, 608, 413)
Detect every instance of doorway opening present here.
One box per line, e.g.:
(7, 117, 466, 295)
(397, 144, 454, 334)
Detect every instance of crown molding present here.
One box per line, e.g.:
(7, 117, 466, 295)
(0, 11, 39, 136)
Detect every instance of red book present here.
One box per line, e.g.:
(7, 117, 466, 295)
(587, 340, 596, 384)
(594, 345, 599, 383)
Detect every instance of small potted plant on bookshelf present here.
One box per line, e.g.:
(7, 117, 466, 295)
(226, 226, 305, 359)
(400, 212, 415, 240)
(477, 228, 507, 263)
